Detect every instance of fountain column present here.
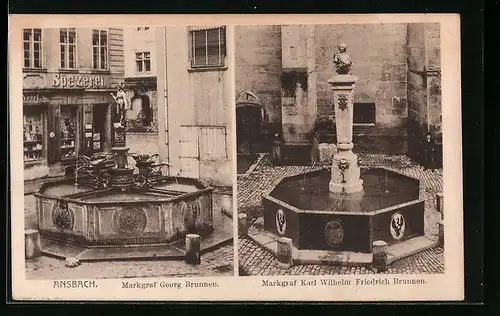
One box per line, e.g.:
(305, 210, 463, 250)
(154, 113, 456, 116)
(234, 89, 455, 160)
(327, 43, 363, 194)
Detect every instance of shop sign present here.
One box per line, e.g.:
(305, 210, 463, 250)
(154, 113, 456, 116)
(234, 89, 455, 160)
(22, 93, 50, 105)
(52, 73, 109, 89)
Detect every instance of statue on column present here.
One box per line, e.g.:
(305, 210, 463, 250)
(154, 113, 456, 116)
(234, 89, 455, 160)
(333, 43, 352, 75)
(110, 82, 128, 127)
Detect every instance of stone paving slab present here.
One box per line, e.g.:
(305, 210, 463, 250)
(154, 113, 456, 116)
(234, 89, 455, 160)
(41, 239, 89, 259)
(386, 236, 437, 264)
(26, 244, 235, 279)
(77, 244, 184, 262)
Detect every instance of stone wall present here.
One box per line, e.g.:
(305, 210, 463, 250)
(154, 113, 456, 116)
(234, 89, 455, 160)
(407, 23, 442, 165)
(315, 24, 408, 122)
(314, 24, 409, 153)
(235, 25, 282, 125)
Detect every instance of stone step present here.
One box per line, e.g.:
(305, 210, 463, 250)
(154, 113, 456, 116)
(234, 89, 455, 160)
(386, 236, 438, 264)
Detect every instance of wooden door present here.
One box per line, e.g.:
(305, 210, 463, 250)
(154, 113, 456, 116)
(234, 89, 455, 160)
(179, 126, 199, 178)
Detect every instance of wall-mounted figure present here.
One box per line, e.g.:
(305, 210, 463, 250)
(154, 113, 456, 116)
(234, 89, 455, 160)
(110, 82, 129, 127)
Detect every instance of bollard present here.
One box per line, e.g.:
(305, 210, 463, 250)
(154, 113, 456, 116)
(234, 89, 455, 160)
(372, 240, 388, 273)
(185, 234, 201, 264)
(438, 220, 444, 248)
(25, 229, 42, 260)
(220, 194, 233, 218)
(65, 257, 80, 268)
(238, 213, 248, 236)
(436, 193, 444, 220)
(276, 237, 293, 269)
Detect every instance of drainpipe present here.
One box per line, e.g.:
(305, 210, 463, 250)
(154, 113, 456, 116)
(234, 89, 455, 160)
(155, 26, 169, 174)
(424, 26, 430, 133)
(163, 27, 170, 173)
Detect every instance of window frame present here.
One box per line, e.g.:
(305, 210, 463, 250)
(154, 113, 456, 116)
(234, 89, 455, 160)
(189, 26, 227, 70)
(23, 28, 44, 69)
(92, 28, 109, 71)
(59, 28, 78, 70)
(135, 51, 152, 74)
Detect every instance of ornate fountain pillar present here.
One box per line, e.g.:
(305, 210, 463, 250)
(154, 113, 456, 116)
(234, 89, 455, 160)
(327, 43, 363, 194)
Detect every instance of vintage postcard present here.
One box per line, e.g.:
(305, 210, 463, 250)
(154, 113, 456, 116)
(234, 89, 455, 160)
(10, 14, 463, 301)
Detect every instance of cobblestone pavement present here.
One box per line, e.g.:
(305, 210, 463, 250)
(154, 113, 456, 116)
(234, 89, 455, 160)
(237, 153, 444, 275)
(238, 236, 444, 276)
(26, 244, 234, 279)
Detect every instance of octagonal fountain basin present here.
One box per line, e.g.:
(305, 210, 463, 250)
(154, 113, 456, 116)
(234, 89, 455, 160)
(33, 176, 223, 261)
(262, 167, 425, 254)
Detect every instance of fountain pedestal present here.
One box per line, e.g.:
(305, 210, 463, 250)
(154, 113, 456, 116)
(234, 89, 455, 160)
(327, 75, 363, 194)
(108, 146, 134, 188)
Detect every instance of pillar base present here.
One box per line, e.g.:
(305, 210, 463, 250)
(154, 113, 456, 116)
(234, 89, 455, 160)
(329, 179, 364, 194)
(329, 151, 363, 194)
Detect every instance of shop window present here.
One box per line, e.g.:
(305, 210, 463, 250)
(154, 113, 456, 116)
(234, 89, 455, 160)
(23, 108, 45, 162)
(60, 105, 77, 161)
(190, 27, 226, 68)
(23, 28, 43, 69)
(60, 28, 77, 69)
(135, 52, 151, 73)
(92, 29, 108, 70)
(127, 95, 153, 131)
(353, 103, 376, 125)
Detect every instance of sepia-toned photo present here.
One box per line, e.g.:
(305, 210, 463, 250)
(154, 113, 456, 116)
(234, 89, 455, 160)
(21, 25, 234, 280)
(236, 23, 445, 276)
(10, 14, 463, 301)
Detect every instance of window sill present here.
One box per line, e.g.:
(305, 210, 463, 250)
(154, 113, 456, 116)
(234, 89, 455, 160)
(58, 68, 80, 73)
(126, 127, 158, 133)
(23, 68, 47, 73)
(87, 69, 111, 74)
(188, 66, 228, 73)
(134, 72, 154, 76)
(353, 123, 376, 127)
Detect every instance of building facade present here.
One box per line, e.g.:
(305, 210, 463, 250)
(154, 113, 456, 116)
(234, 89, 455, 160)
(22, 27, 124, 181)
(235, 24, 442, 164)
(122, 26, 160, 160)
(123, 26, 233, 187)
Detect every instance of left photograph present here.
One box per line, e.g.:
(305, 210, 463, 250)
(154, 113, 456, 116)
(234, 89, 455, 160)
(22, 25, 234, 279)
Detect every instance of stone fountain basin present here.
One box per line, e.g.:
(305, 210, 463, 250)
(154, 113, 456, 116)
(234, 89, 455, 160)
(261, 167, 425, 253)
(34, 176, 214, 247)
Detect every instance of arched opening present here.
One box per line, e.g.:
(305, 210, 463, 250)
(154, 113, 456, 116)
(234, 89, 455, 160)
(129, 94, 152, 128)
(236, 91, 265, 154)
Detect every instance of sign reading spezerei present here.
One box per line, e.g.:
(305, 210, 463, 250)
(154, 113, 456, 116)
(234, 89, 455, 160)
(52, 73, 106, 89)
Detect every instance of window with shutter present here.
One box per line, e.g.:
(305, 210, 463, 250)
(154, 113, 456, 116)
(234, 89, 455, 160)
(190, 27, 226, 68)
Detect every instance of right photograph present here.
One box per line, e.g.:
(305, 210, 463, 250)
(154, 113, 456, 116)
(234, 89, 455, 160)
(236, 23, 444, 276)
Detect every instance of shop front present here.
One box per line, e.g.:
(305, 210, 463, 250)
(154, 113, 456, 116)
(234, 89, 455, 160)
(23, 72, 120, 181)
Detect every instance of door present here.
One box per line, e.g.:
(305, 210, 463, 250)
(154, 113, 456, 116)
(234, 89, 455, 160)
(179, 126, 199, 178)
(236, 105, 262, 154)
(92, 104, 109, 154)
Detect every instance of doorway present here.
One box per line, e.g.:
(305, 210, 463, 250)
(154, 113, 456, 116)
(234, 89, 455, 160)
(235, 91, 265, 154)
